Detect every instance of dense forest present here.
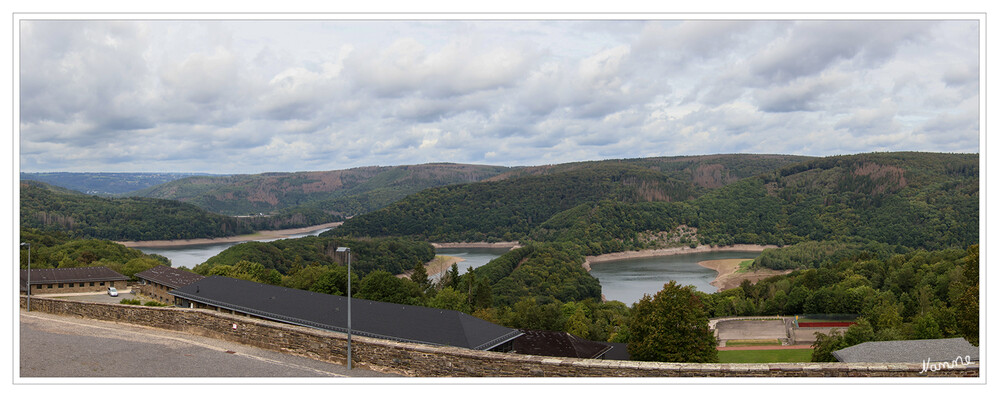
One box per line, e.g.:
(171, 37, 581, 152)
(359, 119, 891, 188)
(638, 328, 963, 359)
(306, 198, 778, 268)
(193, 234, 435, 277)
(18, 228, 171, 279)
(20, 181, 257, 241)
(331, 152, 977, 255)
(19, 181, 345, 241)
(334, 162, 717, 242)
(522, 152, 978, 257)
(692, 152, 979, 250)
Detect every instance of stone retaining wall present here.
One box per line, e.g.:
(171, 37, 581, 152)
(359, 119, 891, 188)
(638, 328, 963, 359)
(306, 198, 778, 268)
(20, 297, 979, 378)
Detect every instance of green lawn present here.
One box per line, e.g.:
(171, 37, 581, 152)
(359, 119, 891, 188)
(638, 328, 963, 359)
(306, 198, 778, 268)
(717, 349, 813, 363)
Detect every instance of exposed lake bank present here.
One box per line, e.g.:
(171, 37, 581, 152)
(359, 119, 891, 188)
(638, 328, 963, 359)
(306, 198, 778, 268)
(118, 222, 343, 248)
(582, 244, 777, 270)
(430, 242, 521, 249)
(697, 258, 792, 291)
(398, 255, 466, 280)
(584, 245, 780, 301)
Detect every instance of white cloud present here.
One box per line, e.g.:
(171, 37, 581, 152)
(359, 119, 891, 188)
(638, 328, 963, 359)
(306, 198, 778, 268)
(17, 19, 980, 174)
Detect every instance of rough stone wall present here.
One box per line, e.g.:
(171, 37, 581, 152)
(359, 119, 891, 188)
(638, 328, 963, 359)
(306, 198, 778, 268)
(134, 282, 174, 304)
(20, 297, 979, 378)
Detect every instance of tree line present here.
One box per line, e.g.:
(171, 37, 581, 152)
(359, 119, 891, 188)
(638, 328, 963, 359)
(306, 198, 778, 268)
(20, 180, 340, 241)
(19, 227, 171, 279)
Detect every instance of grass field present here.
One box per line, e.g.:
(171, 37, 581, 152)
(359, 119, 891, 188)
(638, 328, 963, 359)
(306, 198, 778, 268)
(717, 349, 814, 363)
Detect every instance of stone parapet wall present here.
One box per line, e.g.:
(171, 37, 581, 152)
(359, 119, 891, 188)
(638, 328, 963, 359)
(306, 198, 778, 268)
(20, 297, 979, 378)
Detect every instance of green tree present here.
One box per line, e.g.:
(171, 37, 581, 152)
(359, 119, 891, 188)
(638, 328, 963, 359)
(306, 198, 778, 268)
(810, 329, 846, 362)
(440, 264, 460, 290)
(356, 270, 422, 305)
(627, 281, 718, 363)
(471, 276, 493, 310)
(913, 313, 944, 339)
(955, 285, 979, 345)
(411, 262, 431, 292)
(309, 265, 357, 296)
(282, 265, 333, 291)
(506, 297, 565, 331)
(426, 287, 471, 313)
(117, 257, 161, 279)
(207, 260, 280, 285)
(565, 304, 591, 339)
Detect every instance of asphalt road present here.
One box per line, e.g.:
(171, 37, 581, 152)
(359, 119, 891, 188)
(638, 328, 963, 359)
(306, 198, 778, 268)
(19, 310, 396, 378)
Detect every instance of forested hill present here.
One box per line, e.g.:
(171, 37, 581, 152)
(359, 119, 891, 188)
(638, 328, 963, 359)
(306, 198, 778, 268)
(332, 152, 978, 253)
(130, 163, 511, 217)
(532, 152, 979, 255)
(693, 152, 979, 250)
(20, 181, 256, 241)
(487, 154, 813, 188)
(331, 154, 810, 242)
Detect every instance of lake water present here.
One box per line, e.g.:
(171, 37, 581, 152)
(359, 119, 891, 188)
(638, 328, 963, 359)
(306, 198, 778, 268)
(432, 247, 512, 279)
(136, 227, 333, 269)
(588, 251, 761, 306)
(139, 236, 758, 306)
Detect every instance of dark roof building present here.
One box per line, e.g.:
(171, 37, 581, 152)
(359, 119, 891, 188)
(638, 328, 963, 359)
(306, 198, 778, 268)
(832, 338, 980, 363)
(135, 265, 205, 289)
(134, 265, 206, 304)
(170, 276, 523, 351)
(510, 329, 629, 360)
(20, 267, 129, 293)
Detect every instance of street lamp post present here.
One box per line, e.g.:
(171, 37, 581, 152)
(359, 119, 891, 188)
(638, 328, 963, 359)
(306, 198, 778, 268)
(20, 242, 30, 312)
(336, 246, 352, 370)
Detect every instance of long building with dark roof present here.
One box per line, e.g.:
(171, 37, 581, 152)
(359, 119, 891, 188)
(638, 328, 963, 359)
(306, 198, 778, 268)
(170, 276, 523, 351)
(20, 267, 129, 295)
(134, 265, 206, 304)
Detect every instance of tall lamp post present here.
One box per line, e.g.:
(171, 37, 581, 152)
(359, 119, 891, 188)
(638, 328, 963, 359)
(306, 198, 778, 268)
(20, 242, 30, 312)
(336, 246, 352, 370)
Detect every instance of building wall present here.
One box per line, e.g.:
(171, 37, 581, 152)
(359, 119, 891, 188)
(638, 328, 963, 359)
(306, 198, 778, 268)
(136, 281, 175, 304)
(28, 280, 125, 295)
(19, 297, 980, 378)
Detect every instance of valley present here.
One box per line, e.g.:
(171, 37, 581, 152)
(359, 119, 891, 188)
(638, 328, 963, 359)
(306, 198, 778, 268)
(19, 151, 981, 364)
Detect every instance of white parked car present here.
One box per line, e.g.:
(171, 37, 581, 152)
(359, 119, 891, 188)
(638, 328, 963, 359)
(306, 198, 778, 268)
(107, 287, 118, 297)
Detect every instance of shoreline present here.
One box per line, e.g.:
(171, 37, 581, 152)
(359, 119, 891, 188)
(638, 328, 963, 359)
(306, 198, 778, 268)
(117, 222, 343, 248)
(582, 244, 776, 271)
(696, 258, 791, 291)
(397, 255, 466, 279)
(431, 242, 521, 250)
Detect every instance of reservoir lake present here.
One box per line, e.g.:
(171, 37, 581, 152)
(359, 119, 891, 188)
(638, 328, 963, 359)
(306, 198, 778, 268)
(138, 232, 758, 307)
(432, 247, 513, 279)
(135, 227, 333, 269)
(589, 250, 761, 305)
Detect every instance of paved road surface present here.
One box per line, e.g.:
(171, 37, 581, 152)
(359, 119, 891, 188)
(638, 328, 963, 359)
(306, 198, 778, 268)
(19, 310, 396, 378)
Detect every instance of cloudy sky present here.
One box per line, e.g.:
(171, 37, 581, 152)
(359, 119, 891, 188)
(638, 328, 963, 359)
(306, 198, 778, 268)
(17, 18, 981, 174)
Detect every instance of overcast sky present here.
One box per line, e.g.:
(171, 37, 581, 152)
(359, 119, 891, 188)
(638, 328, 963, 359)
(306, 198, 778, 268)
(17, 18, 981, 174)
